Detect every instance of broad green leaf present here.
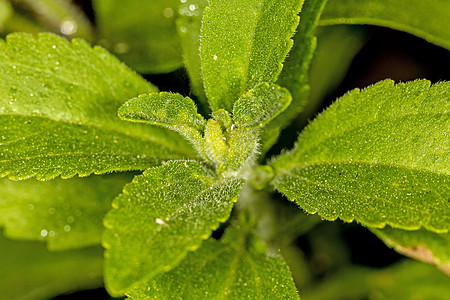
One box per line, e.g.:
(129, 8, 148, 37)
(272, 80, 450, 232)
(302, 261, 450, 300)
(262, 0, 326, 154)
(103, 160, 244, 295)
(201, 0, 302, 111)
(118, 92, 207, 160)
(176, 0, 209, 103)
(0, 33, 196, 180)
(320, 0, 450, 51)
(10, 0, 94, 41)
(0, 173, 132, 251)
(93, 0, 182, 73)
(233, 83, 292, 128)
(372, 227, 450, 275)
(127, 219, 299, 300)
(0, 234, 103, 300)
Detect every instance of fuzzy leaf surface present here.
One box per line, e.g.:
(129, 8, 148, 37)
(0, 173, 132, 251)
(233, 83, 291, 128)
(320, 0, 450, 50)
(0, 235, 103, 300)
(103, 160, 244, 295)
(118, 92, 206, 159)
(372, 227, 450, 275)
(201, 0, 302, 111)
(0, 33, 195, 180)
(128, 220, 299, 299)
(93, 0, 182, 73)
(272, 80, 450, 232)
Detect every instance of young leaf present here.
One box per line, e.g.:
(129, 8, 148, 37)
(372, 227, 450, 275)
(272, 80, 450, 232)
(127, 219, 299, 299)
(233, 83, 292, 128)
(228, 127, 260, 172)
(118, 92, 207, 158)
(103, 160, 244, 295)
(201, 0, 302, 111)
(320, 0, 450, 51)
(0, 173, 132, 251)
(0, 235, 103, 300)
(0, 33, 196, 180)
(93, 0, 182, 73)
(204, 119, 229, 166)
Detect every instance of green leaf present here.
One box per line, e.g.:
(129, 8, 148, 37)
(372, 227, 450, 275)
(320, 0, 450, 51)
(176, 0, 209, 103)
(118, 92, 207, 160)
(228, 127, 260, 172)
(272, 80, 450, 232)
(303, 261, 450, 300)
(201, 0, 302, 111)
(0, 33, 196, 180)
(0, 234, 103, 300)
(233, 83, 292, 128)
(0, 173, 132, 251)
(204, 119, 229, 166)
(262, 0, 326, 153)
(103, 160, 244, 295)
(118, 92, 206, 130)
(93, 0, 182, 73)
(127, 219, 299, 299)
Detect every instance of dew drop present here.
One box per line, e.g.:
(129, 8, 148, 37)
(27, 203, 34, 211)
(189, 4, 197, 11)
(52, 45, 56, 49)
(163, 7, 174, 18)
(213, 55, 218, 61)
(64, 225, 71, 232)
(180, 0, 186, 3)
(60, 19, 78, 35)
(48, 207, 56, 214)
(48, 231, 56, 237)
(67, 216, 75, 223)
(179, 26, 187, 33)
(40, 229, 48, 237)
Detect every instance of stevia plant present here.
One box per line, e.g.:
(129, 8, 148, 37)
(0, 0, 449, 299)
